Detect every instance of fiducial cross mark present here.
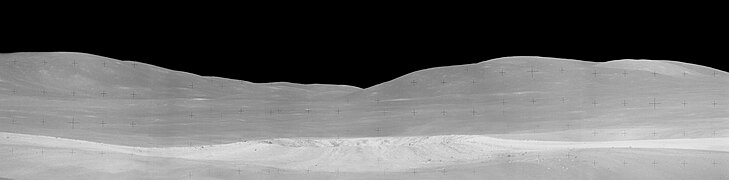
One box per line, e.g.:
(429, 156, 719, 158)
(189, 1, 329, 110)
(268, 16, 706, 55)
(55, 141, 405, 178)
(68, 118, 79, 129)
(527, 66, 538, 78)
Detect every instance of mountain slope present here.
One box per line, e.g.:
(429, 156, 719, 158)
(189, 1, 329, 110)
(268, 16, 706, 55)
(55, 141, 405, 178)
(0, 52, 358, 100)
(1, 53, 728, 147)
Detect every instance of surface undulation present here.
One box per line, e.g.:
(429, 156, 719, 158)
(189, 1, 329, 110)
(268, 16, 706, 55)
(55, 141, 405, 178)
(1, 52, 728, 180)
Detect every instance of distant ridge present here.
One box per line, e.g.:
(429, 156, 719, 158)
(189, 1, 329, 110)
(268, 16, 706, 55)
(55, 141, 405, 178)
(2, 52, 727, 102)
(596, 60, 702, 77)
(0, 52, 357, 100)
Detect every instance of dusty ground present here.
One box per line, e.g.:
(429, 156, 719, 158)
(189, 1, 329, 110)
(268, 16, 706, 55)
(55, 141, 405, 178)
(2, 131, 728, 180)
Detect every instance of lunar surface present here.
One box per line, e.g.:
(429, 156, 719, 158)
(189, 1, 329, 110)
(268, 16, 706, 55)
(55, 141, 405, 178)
(1, 52, 728, 179)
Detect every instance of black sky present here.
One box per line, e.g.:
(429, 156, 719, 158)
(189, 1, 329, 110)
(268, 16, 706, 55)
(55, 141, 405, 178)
(1, 16, 723, 89)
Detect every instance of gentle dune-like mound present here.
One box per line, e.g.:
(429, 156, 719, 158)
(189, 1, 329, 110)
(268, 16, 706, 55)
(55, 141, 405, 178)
(4, 132, 728, 174)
